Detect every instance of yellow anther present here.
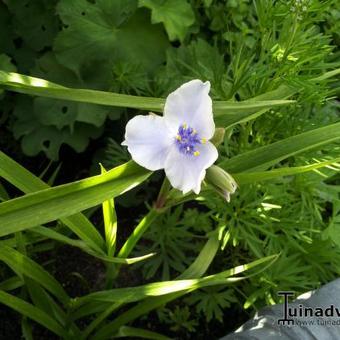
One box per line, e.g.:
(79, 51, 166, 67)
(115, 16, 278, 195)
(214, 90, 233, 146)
(201, 138, 207, 144)
(176, 135, 182, 141)
(182, 123, 187, 129)
(194, 151, 200, 156)
(193, 129, 197, 134)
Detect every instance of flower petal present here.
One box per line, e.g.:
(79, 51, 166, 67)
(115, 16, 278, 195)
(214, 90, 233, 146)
(164, 79, 215, 139)
(164, 141, 218, 194)
(122, 115, 172, 171)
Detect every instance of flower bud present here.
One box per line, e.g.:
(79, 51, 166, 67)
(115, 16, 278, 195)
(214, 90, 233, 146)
(205, 165, 237, 202)
(210, 128, 225, 147)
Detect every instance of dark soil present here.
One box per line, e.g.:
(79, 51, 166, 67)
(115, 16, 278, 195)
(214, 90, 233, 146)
(0, 306, 21, 340)
(53, 246, 106, 298)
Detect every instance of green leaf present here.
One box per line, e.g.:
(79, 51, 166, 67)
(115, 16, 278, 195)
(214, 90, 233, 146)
(118, 209, 159, 259)
(0, 3, 15, 55)
(139, 0, 195, 42)
(33, 52, 113, 126)
(5, 0, 59, 51)
(33, 97, 108, 129)
(0, 160, 151, 237)
(74, 255, 276, 306)
(215, 69, 340, 127)
(312, 68, 340, 82)
(0, 71, 295, 118)
(55, 0, 169, 73)
(0, 290, 69, 338)
(220, 122, 340, 173)
(323, 211, 340, 248)
(158, 39, 227, 95)
(106, 233, 221, 328)
(0, 181, 9, 202)
(31, 226, 154, 265)
(71, 232, 221, 321)
(0, 233, 45, 251)
(214, 99, 295, 128)
(0, 276, 23, 291)
(25, 279, 81, 337)
(0, 246, 70, 304)
(233, 158, 340, 185)
(21, 317, 34, 340)
(73, 232, 221, 334)
(0, 54, 16, 96)
(0, 71, 164, 111)
(178, 230, 221, 279)
(252, 84, 297, 101)
(91, 255, 277, 339)
(12, 96, 103, 160)
(0, 54, 16, 73)
(115, 326, 171, 340)
(101, 165, 118, 257)
(101, 164, 119, 287)
(0, 151, 105, 253)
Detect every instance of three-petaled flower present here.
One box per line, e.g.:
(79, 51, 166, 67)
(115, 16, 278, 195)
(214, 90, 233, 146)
(122, 79, 218, 194)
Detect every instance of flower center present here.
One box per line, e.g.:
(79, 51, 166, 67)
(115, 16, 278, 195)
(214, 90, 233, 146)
(175, 124, 206, 156)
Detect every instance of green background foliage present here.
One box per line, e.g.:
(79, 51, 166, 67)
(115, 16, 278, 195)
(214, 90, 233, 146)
(0, 0, 340, 338)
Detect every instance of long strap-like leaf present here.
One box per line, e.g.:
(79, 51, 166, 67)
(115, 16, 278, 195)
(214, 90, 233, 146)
(0, 159, 150, 238)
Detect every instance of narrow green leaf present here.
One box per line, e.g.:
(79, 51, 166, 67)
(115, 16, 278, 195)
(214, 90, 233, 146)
(81, 302, 122, 338)
(0, 71, 164, 111)
(75, 277, 226, 306)
(312, 68, 340, 82)
(118, 209, 159, 259)
(25, 280, 81, 337)
(218, 78, 337, 128)
(73, 255, 276, 308)
(71, 232, 221, 321)
(2, 71, 338, 131)
(101, 165, 117, 257)
(234, 158, 340, 185)
(0, 233, 45, 249)
(0, 276, 23, 291)
(0, 151, 105, 253)
(21, 318, 34, 340)
(47, 163, 62, 186)
(0, 160, 151, 237)
(78, 255, 276, 306)
(92, 255, 277, 339)
(0, 71, 294, 121)
(115, 326, 171, 340)
(220, 122, 340, 173)
(0, 246, 69, 304)
(0, 290, 69, 338)
(214, 99, 295, 127)
(178, 231, 220, 279)
(0, 181, 9, 201)
(248, 84, 297, 101)
(38, 160, 55, 182)
(31, 226, 155, 265)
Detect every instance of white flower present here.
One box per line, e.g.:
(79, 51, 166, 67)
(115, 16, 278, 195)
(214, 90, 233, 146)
(122, 80, 218, 194)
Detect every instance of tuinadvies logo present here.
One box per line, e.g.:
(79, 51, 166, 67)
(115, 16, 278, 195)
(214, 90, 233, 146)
(278, 291, 340, 326)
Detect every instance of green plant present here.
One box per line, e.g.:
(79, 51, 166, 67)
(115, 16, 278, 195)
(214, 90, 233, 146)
(1, 0, 340, 338)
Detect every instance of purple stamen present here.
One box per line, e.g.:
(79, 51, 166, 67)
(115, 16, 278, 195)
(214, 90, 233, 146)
(175, 124, 201, 156)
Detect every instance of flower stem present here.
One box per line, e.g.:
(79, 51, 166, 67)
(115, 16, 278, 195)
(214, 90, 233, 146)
(118, 208, 159, 259)
(111, 208, 160, 280)
(155, 177, 171, 209)
(111, 177, 171, 280)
